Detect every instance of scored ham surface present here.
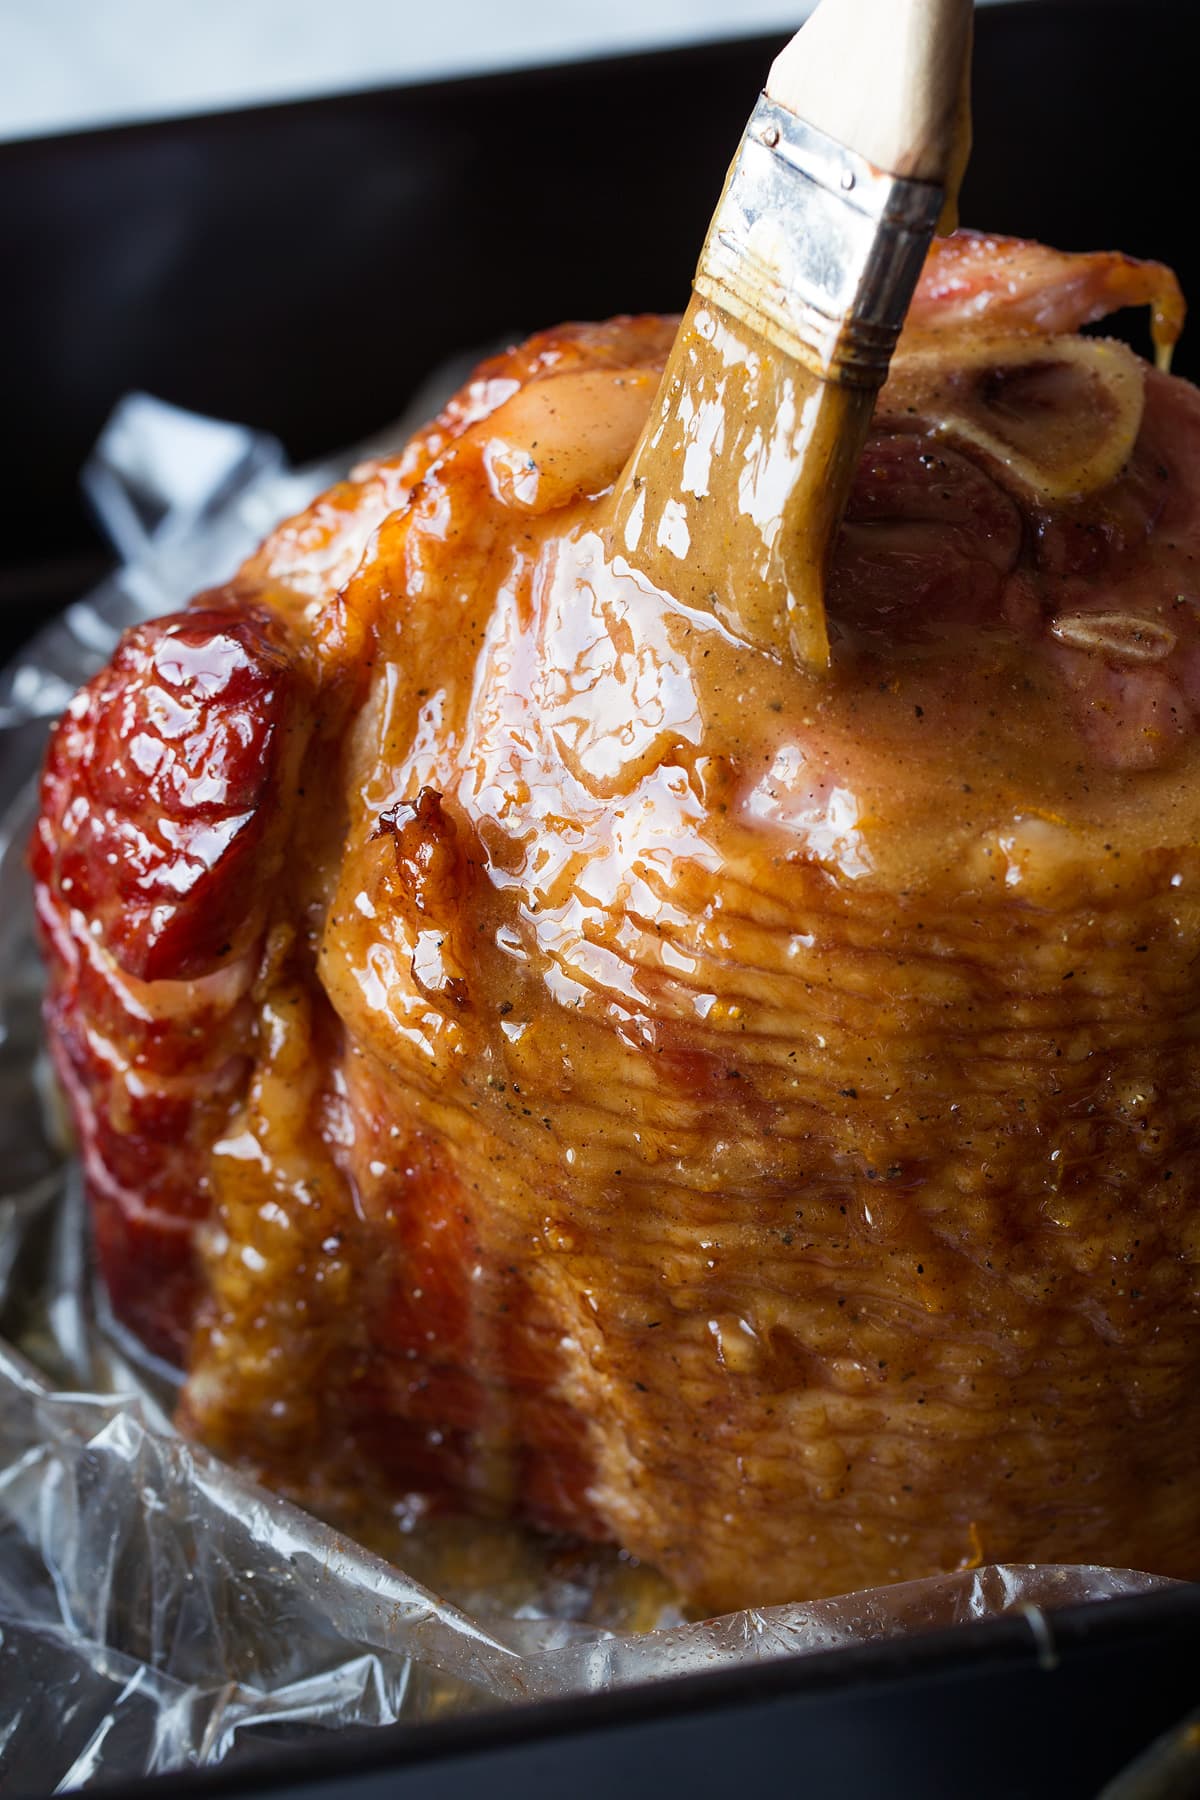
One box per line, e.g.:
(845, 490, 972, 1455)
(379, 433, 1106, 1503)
(31, 233, 1200, 1612)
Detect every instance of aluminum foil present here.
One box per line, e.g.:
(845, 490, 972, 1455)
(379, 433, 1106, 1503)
(0, 393, 1172, 1794)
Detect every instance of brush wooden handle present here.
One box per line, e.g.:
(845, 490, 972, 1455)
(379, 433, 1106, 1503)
(768, 0, 972, 202)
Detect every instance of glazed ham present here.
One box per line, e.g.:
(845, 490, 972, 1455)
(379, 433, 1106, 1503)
(31, 233, 1200, 1613)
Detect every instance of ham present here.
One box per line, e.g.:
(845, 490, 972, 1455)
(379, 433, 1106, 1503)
(32, 235, 1200, 1611)
(906, 229, 1185, 359)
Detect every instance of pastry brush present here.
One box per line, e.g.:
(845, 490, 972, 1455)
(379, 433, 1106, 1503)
(614, 0, 974, 669)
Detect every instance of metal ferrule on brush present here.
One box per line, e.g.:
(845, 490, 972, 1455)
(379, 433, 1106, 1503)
(693, 94, 944, 387)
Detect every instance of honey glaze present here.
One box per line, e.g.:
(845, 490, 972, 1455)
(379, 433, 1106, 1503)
(224, 328, 1200, 1608)
(32, 245, 1200, 1615)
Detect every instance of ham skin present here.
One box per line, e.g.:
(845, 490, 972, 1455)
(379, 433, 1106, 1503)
(30, 235, 1200, 1613)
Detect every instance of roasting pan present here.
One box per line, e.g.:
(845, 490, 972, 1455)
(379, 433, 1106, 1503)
(3, 4, 1200, 1796)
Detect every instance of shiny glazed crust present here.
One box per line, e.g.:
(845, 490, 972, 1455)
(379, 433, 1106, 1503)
(31, 244, 1200, 1612)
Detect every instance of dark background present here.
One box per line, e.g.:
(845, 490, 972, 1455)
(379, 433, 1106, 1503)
(0, 0, 1195, 657)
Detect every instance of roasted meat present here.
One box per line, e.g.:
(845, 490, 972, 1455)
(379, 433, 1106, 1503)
(31, 233, 1200, 1613)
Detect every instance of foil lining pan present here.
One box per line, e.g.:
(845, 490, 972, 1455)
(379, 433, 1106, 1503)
(0, 392, 1171, 1793)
